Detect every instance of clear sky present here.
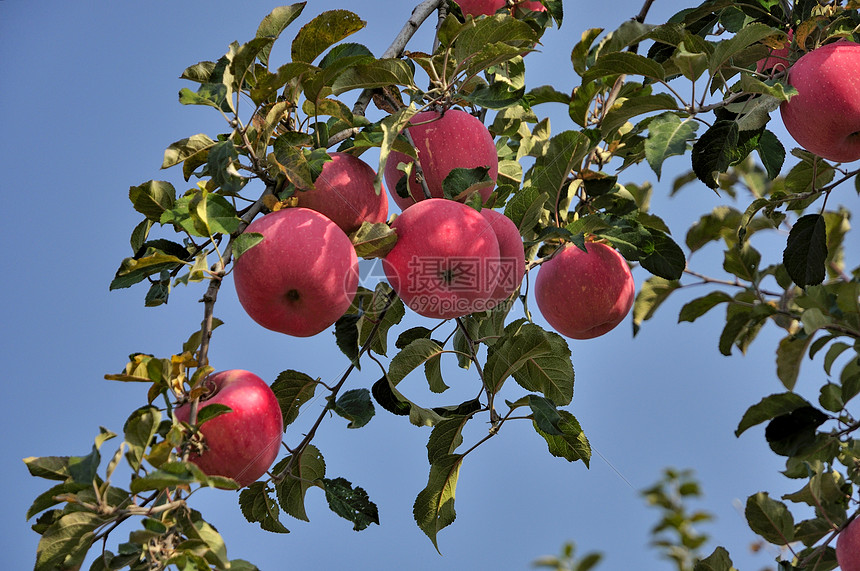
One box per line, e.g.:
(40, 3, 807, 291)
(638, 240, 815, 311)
(1, 1, 845, 569)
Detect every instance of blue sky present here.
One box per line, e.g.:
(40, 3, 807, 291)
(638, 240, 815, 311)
(0, 1, 841, 569)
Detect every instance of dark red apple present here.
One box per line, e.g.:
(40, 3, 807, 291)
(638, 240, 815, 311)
(175, 370, 283, 487)
(383, 109, 498, 211)
(233, 207, 359, 337)
(480, 208, 525, 305)
(294, 151, 388, 234)
(780, 40, 860, 163)
(382, 199, 500, 318)
(534, 242, 635, 339)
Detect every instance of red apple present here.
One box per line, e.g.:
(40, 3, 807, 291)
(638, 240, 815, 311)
(233, 207, 359, 337)
(382, 199, 500, 318)
(294, 151, 388, 234)
(480, 208, 525, 305)
(534, 242, 635, 339)
(175, 370, 283, 487)
(837, 516, 860, 571)
(780, 41, 860, 163)
(755, 30, 792, 74)
(457, 0, 546, 17)
(383, 109, 498, 211)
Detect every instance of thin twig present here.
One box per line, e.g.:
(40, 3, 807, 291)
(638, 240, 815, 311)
(352, 0, 444, 117)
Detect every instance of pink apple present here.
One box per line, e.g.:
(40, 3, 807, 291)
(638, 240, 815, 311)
(837, 516, 860, 571)
(534, 242, 635, 339)
(780, 40, 860, 163)
(175, 370, 283, 487)
(383, 110, 498, 211)
(382, 199, 500, 318)
(294, 151, 388, 234)
(755, 30, 792, 74)
(233, 207, 359, 337)
(480, 208, 525, 305)
(457, 0, 546, 17)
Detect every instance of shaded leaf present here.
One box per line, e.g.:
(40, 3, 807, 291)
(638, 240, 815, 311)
(534, 410, 591, 466)
(744, 492, 794, 545)
(321, 477, 379, 531)
(783, 213, 827, 288)
(330, 388, 375, 429)
(273, 444, 325, 522)
(270, 370, 318, 428)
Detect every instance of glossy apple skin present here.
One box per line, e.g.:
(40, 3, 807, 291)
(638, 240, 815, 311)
(457, 0, 546, 16)
(294, 152, 388, 234)
(175, 370, 283, 487)
(837, 517, 860, 571)
(480, 209, 525, 305)
(383, 110, 498, 211)
(534, 242, 635, 339)
(383, 199, 500, 318)
(780, 41, 860, 163)
(233, 208, 359, 337)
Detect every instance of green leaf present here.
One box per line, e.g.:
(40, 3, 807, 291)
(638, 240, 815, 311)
(530, 131, 592, 213)
(693, 546, 734, 571)
(601, 93, 679, 137)
(776, 334, 814, 391)
(678, 291, 733, 324)
(273, 444, 326, 522)
(504, 185, 548, 234)
(231, 232, 264, 261)
(129, 181, 176, 221)
(371, 375, 444, 427)
(638, 230, 686, 280)
(632, 277, 681, 335)
(783, 213, 827, 288)
(24, 456, 73, 481)
(441, 166, 493, 202)
(255, 3, 307, 67)
(321, 477, 379, 531)
(710, 23, 781, 74)
(270, 370, 318, 428)
(454, 15, 537, 65)
(691, 120, 739, 189)
(334, 314, 361, 368)
(388, 339, 446, 386)
(27, 482, 88, 521)
(528, 394, 564, 435)
(331, 58, 415, 95)
(330, 388, 375, 429)
(756, 129, 786, 181)
(582, 51, 666, 83)
(686, 206, 742, 252)
(413, 454, 463, 551)
(744, 492, 795, 545)
(484, 319, 551, 386)
(291, 10, 365, 64)
(350, 221, 398, 259)
(426, 417, 468, 464)
(129, 461, 238, 493)
(534, 410, 591, 466)
(462, 82, 526, 110)
(344, 283, 404, 356)
(162, 134, 216, 170)
(123, 405, 161, 472)
(764, 405, 828, 457)
(645, 113, 699, 179)
(35, 511, 105, 571)
(735, 392, 811, 437)
(239, 482, 290, 533)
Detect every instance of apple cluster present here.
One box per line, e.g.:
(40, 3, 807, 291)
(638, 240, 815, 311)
(182, 103, 640, 486)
